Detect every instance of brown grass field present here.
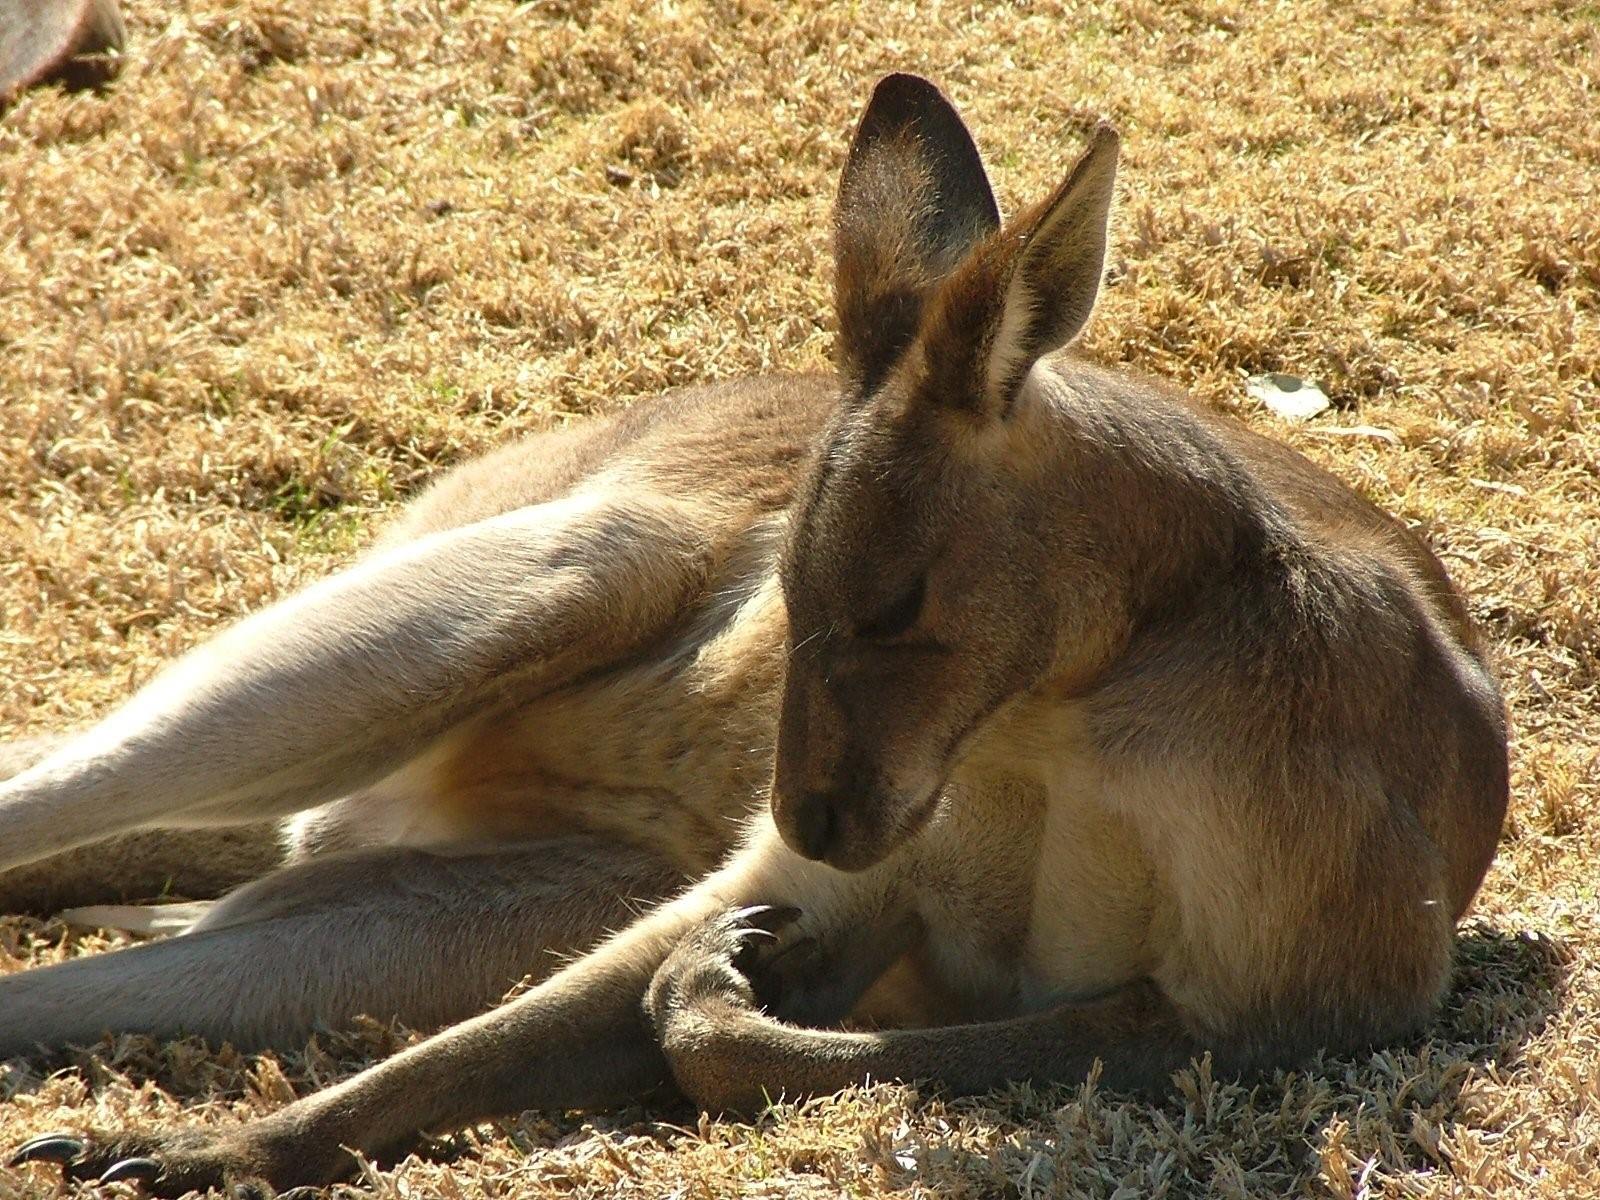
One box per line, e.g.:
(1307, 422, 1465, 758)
(2, 0, 1598, 1195)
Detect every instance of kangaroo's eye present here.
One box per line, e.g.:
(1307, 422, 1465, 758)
(855, 576, 927, 642)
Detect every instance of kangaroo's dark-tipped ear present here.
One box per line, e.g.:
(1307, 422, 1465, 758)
(833, 74, 1000, 398)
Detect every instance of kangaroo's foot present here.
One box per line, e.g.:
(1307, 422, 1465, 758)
(10, 1114, 351, 1198)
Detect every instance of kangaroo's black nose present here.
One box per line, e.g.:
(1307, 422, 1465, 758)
(792, 792, 841, 862)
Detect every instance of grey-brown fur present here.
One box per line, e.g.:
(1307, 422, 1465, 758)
(1, 73, 1505, 1194)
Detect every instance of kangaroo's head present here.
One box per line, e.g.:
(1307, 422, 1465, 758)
(773, 73, 1120, 871)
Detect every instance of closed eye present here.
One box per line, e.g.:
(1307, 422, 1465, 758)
(854, 576, 927, 642)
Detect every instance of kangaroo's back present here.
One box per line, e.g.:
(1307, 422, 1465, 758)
(1190, 390, 1486, 659)
(383, 372, 839, 545)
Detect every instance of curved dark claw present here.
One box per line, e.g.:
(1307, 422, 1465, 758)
(729, 906, 803, 974)
(9, 1133, 84, 1167)
(733, 904, 803, 932)
(100, 1157, 163, 1185)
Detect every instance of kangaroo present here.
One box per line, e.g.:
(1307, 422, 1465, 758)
(4, 74, 1507, 1195)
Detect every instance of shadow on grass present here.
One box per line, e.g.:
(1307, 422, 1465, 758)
(855, 919, 1573, 1197)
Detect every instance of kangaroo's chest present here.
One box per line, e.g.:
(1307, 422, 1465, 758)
(911, 722, 1162, 1015)
(1017, 758, 1162, 1005)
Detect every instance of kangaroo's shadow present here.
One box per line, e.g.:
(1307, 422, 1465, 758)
(861, 919, 1571, 1196)
(1436, 919, 1570, 1055)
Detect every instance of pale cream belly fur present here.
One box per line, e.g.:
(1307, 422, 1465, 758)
(287, 524, 791, 874)
(894, 695, 1166, 1020)
(905, 781, 1161, 1020)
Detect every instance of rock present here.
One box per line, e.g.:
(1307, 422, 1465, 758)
(0, 0, 125, 105)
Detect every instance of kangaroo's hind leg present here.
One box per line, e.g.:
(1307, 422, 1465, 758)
(0, 835, 686, 1058)
(0, 825, 282, 917)
(5, 832, 827, 1194)
(0, 490, 717, 873)
(0, 735, 282, 914)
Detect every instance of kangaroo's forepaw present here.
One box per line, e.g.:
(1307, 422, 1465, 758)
(645, 904, 811, 1113)
(9, 1123, 347, 1198)
(646, 904, 804, 1027)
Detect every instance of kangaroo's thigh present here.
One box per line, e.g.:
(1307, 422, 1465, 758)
(0, 491, 717, 874)
(0, 835, 686, 1058)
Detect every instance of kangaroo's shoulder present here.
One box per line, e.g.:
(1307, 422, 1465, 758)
(1052, 355, 1486, 662)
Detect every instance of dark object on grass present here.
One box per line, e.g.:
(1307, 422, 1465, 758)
(0, 0, 125, 105)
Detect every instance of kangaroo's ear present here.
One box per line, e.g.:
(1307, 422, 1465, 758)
(991, 124, 1119, 404)
(833, 73, 1000, 398)
(919, 124, 1119, 420)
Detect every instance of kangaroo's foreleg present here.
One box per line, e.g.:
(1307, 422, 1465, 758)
(0, 835, 685, 1058)
(0, 493, 712, 873)
(651, 933, 1201, 1112)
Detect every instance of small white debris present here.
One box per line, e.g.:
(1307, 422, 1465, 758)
(1467, 478, 1528, 497)
(1246, 372, 1332, 420)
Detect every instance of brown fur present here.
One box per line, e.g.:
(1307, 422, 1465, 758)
(0, 74, 1505, 1194)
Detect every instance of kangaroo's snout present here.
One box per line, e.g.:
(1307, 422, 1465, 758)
(770, 666, 926, 871)
(772, 730, 941, 872)
(784, 790, 841, 863)
(776, 781, 925, 872)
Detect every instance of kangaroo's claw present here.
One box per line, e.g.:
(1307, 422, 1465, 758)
(731, 904, 803, 932)
(99, 1156, 164, 1185)
(5, 1126, 311, 1196)
(9, 1133, 84, 1166)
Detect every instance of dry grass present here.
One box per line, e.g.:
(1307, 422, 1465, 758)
(2, 0, 1598, 1195)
